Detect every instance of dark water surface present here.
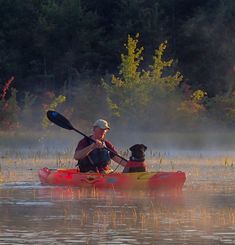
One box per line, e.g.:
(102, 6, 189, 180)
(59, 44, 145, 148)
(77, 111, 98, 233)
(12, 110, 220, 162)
(0, 151, 235, 244)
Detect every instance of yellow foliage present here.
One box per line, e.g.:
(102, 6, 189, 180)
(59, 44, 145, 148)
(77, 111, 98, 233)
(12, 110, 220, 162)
(150, 41, 173, 79)
(192, 90, 207, 102)
(177, 88, 207, 118)
(103, 34, 183, 118)
(119, 33, 144, 86)
(103, 34, 146, 116)
(146, 40, 183, 92)
(42, 95, 66, 128)
(111, 75, 124, 88)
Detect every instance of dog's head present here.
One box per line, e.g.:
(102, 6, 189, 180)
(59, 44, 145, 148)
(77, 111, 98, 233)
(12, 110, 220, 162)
(129, 144, 147, 161)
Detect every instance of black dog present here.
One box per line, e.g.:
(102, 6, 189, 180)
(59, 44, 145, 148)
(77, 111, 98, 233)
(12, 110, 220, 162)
(123, 144, 147, 173)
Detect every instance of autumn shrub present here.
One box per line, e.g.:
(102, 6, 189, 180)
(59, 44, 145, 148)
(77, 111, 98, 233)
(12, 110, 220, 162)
(103, 34, 183, 129)
(0, 77, 21, 129)
(177, 89, 207, 127)
(0, 76, 69, 130)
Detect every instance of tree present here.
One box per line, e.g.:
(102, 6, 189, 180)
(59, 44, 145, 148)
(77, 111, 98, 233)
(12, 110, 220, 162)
(179, 0, 235, 96)
(103, 34, 183, 128)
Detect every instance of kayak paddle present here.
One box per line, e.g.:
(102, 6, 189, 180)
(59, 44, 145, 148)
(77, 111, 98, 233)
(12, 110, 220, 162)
(47, 110, 128, 161)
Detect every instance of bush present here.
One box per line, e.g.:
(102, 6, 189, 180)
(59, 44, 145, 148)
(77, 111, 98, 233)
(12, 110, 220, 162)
(103, 34, 183, 129)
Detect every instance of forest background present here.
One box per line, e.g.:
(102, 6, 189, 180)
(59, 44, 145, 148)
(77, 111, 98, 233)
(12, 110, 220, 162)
(1, 0, 235, 138)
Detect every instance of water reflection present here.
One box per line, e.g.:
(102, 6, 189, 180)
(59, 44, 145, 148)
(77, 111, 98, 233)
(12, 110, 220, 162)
(0, 184, 185, 244)
(0, 182, 235, 244)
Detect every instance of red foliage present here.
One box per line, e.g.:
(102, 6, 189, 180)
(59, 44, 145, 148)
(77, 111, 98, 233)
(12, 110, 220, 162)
(0, 76, 14, 100)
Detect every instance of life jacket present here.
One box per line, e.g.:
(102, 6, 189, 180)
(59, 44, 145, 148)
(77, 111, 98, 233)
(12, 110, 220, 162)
(123, 160, 147, 173)
(77, 137, 112, 173)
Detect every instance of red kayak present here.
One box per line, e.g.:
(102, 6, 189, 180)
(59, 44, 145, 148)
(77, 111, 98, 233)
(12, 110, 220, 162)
(38, 168, 186, 190)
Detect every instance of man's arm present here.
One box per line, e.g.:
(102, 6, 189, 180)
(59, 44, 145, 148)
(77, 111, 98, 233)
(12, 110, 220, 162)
(74, 139, 104, 160)
(74, 144, 95, 160)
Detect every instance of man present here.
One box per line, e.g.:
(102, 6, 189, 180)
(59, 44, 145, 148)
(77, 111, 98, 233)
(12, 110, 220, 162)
(74, 119, 127, 173)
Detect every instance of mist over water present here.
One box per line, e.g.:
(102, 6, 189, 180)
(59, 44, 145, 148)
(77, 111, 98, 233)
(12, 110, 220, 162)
(2, 127, 235, 158)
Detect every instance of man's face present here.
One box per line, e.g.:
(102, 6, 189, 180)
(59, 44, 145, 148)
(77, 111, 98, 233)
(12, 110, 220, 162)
(93, 127, 108, 140)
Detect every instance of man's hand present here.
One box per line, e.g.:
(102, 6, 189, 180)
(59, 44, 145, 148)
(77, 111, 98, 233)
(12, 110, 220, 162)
(92, 139, 104, 149)
(74, 139, 104, 160)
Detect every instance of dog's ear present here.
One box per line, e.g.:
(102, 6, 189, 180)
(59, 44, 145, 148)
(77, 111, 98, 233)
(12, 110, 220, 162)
(130, 144, 147, 151)
(129, 144, 137, 151)
(141, 144, 147, 151)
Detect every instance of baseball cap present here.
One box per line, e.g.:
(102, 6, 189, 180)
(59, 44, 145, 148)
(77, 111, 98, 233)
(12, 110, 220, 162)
(93, 119, 110, 130)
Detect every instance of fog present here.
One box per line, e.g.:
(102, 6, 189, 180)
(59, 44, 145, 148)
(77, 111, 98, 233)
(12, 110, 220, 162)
(2, 126, 235, 159)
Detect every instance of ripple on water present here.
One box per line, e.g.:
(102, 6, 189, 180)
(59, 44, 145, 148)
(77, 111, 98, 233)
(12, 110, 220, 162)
(15, 201, 53, 206)
(0, 200, 53, 206)
(0, 182, 45, 190)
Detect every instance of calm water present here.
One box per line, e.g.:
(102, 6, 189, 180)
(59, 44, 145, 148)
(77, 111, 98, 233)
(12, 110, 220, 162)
(0, 150, 235, 244)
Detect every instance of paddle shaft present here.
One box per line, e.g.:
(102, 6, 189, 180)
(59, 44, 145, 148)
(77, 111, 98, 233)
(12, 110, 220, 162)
(46, 111, 127, 162)
(72, 127, 127, 162)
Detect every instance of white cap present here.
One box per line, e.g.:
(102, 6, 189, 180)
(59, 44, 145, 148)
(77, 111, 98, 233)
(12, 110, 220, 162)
(93, 119, 110, 130)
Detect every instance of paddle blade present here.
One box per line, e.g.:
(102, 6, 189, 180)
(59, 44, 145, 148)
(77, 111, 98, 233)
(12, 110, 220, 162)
(47, 110, 74, 130)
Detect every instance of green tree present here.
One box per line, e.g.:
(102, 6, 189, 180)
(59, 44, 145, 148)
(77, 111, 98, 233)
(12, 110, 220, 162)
(0, 0, 41, 79)
(179, 0, 235, 96)
(35, 0, 104, 82)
